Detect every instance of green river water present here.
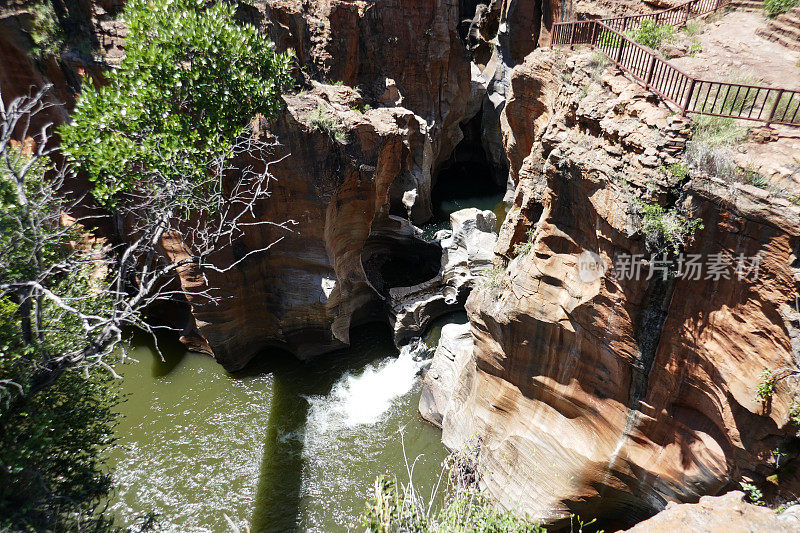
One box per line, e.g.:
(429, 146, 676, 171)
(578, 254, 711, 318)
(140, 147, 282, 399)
(108, 316, 464, 532)
(107, 166, 506, 532)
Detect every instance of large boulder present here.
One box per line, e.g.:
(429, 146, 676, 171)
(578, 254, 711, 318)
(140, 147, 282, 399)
(419, 321, 473, 428)
(389, 208, 497, 346)
(623, 491, 800, 533)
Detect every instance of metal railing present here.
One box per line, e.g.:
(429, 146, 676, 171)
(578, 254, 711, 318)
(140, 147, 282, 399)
(552, 0, 732, 45)
(551, 8, 800, 126)
(603, 0, 732, 32)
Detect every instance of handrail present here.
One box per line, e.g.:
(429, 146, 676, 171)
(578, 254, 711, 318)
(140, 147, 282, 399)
(551, 13, 800, 126)
(554, 0, 731, 39)
(602, 0, 732, 32)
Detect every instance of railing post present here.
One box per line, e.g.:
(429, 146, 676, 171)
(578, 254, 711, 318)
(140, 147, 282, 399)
(682, 78, 697, 115)
(645, 54, 657, 89)
(684, 2, 691, 24)
(766, 89, 785, 126)
(590, 21, 598, 48)
(615, 33, 626, 65)
(569, 21, 576, 49)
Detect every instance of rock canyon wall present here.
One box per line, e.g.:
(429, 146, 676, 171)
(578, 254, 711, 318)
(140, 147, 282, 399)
(424, 48, 800, 527)
(6, 0, 800, 527)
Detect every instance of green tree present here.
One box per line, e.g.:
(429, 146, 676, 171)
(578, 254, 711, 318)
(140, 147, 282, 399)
(1, 0, 294, 528)
(59, 0, 294, 202)
(0, 142, 120, 530)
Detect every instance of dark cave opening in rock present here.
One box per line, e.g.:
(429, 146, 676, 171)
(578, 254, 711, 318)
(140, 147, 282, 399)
(361, 230, 442, 298)
(424, 111, 507, 238)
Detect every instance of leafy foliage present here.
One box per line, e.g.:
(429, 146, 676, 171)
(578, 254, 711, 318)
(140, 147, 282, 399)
(740, 481, 765, 506)
(0, 367, 119, 532)
(625, 20, 675, 50)
(361, 446, 546, 533)
(664, 163, 690, 182)
(0, 148, 119, 532)
(481, 266, 505, 289)
(59, 0, 294, 204)
(513, 227, 535, 257)
(0, 147, 111, 389)
(26, 0, 65, 60)
(789, 401, 800, 437)
(757, 369, 777, 403)
(764, 0, 799, 16)
(638, 202, 703, 254)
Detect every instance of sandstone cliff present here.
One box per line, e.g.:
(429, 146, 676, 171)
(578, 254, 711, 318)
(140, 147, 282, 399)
(425, 48, 800, 527)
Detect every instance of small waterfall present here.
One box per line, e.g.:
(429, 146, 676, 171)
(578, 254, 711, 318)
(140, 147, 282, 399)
(305, 338, 432, 433)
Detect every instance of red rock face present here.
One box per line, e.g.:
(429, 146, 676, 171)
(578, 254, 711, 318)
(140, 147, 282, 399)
(166, 89, 441, 369)
(438, 49, 800, 527)
(1, 0, 479, 368)
(0, 9, 70, 135)
(263, 0, 474, 221)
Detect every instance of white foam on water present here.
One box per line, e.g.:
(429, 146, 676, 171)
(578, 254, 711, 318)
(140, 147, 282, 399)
(305, 338, 431, 434)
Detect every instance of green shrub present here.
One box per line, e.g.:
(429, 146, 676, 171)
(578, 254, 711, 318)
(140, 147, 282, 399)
(361, 446, 546, 533)
(59, 0, 294, 204)
(0, 148, 120, 531)
(639, 202, 703, 254)
(513, 227, 535, 257)
(481, 266, 505, 289)
(597, 28, 621, 48)
(307, 104, 347, 143)
(765, 0, 799, 16)
(626, 20, 675, 50)
(741, 481, 765, 505)
(790, 401, 800, 436)
(26, 1, 65, 60)
(756, 369, 777, 403)
(664, 163, 690, 181)
(743, 170, 769, 188)
(0, 371, 119, 532)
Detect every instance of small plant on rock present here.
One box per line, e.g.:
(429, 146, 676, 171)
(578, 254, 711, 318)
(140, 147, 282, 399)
(308, 105, 347, 143)
(625, 20, 675, 50)
(664, 163, 690, 182)
(789, 401, 800, 437)
(481, 266, 505, 289)
(513, 227, 535, 257)
(741, 481, 765, 505)
(638, 202, 703, 255)
(757, 369, 777, 404)
(765, 0, 799, 16)
(26, 0, 65, 60)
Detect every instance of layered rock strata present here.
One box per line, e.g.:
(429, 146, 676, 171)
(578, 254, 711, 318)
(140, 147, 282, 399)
(426, 48, 800, 527)
(172, 86, 443, 368)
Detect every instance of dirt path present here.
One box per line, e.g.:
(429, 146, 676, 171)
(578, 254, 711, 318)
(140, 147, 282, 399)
(671, 11, 800, 88)
(668, 10, 800, 191)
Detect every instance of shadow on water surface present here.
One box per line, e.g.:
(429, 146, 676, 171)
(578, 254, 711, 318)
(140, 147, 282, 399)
(247, 323, 399, 532)
(114, 318, 451, 532)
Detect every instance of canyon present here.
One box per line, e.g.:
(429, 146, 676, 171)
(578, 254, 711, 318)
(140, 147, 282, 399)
(2, 0, 800, 530)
